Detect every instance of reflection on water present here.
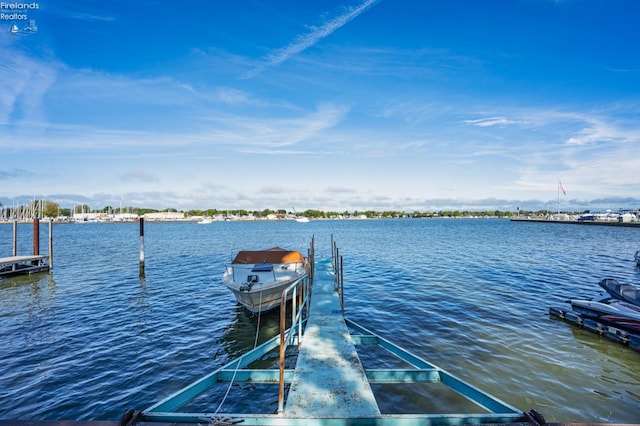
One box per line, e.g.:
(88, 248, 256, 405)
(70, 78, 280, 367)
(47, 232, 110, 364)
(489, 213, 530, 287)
(0, 220, 639, 422)
(217, 303, 296, 362)
(1, 273, 58, 345)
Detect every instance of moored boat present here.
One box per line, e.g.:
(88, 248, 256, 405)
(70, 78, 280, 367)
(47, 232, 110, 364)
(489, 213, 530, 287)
(569, 292, 640, 334)
(222, 247, 308, 313)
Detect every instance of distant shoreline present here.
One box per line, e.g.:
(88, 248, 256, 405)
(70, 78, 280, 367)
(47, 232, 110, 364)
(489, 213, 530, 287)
(511, 217, 640, 227)
(2, 216, 640, 227)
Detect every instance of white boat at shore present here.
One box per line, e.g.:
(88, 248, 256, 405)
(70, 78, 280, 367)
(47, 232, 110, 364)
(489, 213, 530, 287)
(222, 247, 309, 313)
(291, 207, 310, 223)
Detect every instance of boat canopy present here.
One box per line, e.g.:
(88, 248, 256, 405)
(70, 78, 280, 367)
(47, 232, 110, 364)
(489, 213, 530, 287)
(232, 247, 305, 264)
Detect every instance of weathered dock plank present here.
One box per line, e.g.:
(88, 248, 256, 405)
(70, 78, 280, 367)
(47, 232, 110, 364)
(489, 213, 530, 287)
(0, 255, 49, 264)
(0, 255, 50, 277)
(284, 260, 381, 418)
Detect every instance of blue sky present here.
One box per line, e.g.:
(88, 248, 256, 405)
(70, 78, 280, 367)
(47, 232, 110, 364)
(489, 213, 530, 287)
(1, 0, 639, 212)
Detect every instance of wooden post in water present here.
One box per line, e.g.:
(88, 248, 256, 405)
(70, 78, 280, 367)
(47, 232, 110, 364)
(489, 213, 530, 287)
(33, 218, 40, 256)
(340, 255, 344, 314)
(139, 218, 145, 277)
(12, 220, 17, 272)
(334, 247, 339, 291)
(12, 220, 17, 257)
(48, 220, 53, 270)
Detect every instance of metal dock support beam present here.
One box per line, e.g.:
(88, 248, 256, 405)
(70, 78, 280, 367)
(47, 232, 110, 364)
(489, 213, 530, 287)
(346, 319, 523, 415)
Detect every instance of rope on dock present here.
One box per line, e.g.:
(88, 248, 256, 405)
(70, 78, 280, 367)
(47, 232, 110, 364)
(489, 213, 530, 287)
(254, 289, 264, 348)
(203, 414, 244, 425)
(211, 289, 264, 420)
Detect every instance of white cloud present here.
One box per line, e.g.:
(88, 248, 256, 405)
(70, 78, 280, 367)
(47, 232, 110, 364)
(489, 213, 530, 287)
(216, 88, 251, 104)
(565, 117, 640, 146)
(64, 12, 116, 22)
(0, 50, 58, 125)
(463, 117, 517, 127)
(120, 170, 159, 183)
(246, 0, 381, 77)
(202, 102, 350, 148)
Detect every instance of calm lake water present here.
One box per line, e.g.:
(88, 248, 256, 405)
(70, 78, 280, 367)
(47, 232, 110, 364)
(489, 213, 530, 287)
(1, 219, 639, 423)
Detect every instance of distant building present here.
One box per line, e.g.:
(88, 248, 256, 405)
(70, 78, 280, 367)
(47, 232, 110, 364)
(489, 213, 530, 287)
(112, 213, 139, 222)
(143, 212, 185, 221)
(72, 212, 103, 222)
(619, 213, 636, 223)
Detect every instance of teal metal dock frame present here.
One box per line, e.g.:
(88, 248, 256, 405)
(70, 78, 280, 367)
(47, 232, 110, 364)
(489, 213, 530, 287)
(141, 241, 527, 425)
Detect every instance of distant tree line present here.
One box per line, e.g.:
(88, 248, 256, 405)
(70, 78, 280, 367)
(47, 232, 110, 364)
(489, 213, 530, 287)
(1, 200, 591, 220)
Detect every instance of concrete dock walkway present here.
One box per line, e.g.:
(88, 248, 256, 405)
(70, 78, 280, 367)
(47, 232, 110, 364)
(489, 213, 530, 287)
(284, 258, 381, 418)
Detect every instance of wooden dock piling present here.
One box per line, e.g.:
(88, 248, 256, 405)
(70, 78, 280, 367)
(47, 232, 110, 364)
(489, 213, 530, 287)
(139, 218, 145, 277)
(49, 220, 53, 269)
(12, 220, 17, 256)
(33, 218, 40, 256)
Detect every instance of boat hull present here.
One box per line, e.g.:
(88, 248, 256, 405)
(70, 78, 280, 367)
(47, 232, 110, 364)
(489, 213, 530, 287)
(569, 298, 640, 333)
(222, 248, 308, 313)
(224, 275, 306, 313)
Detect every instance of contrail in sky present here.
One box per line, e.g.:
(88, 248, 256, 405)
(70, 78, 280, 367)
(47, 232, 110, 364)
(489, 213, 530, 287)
(245, 0, 381, 78)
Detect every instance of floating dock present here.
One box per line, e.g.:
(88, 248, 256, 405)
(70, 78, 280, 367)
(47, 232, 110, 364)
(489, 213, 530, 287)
(549, 306, 640, 353)
(511, 217, 640, 227)
(0, 219, 52, 278)
(140, 242, 532, 425)
(0, 255, 50, 277)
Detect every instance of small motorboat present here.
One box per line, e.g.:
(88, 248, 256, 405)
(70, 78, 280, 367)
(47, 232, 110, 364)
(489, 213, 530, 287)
(222, 247, 309, 314)
(635, 250, 640, 267)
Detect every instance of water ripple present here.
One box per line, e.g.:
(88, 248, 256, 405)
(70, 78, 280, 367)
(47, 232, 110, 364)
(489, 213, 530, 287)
(1, 220, 639, 422)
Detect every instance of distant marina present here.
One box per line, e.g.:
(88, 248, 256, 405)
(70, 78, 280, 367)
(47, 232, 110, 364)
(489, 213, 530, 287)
(0, 211, 347, 224)
(5, 201, 640, 227)
(2, 197, 639, 225)
(511, 211, 640, 227)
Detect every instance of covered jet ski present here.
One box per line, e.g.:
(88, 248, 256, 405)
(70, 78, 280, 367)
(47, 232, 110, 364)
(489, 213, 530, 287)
(598, 278, 640, 307)
(569, 281, 640, 334)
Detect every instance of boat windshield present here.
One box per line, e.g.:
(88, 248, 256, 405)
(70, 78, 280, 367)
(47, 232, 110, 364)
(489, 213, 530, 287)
(251, 263, 273, 272)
